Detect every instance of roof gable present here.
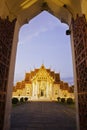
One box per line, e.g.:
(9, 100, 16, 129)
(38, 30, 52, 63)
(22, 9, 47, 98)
(31, 64, 54, 82)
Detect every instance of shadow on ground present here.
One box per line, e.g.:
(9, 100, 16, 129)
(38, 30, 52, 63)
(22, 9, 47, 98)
(10, 101, 76, 130)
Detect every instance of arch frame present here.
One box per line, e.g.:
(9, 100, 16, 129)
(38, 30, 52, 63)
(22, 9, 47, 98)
(0, 1, 87, 130)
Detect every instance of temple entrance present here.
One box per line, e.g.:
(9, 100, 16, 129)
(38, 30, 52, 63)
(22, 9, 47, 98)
(40, 90, 45, 97)
(39, 84, 46, 99)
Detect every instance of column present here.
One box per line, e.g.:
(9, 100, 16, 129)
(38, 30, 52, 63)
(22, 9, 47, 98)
(32, 82, 35, 97)
(50, 83, 52, 100)
(71, 15, 87, 130)
(0, 18, 17, 130)
(51, 83, 54, 100)
(46, 81, 49, 98)
(36, 81, 38, 99)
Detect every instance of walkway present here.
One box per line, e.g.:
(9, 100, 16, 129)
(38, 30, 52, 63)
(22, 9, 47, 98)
(10, 102, 76, 130)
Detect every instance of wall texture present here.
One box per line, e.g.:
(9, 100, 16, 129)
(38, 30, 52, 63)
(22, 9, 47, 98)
(0, 18, 16, 130)
(72, 15, 87, 130)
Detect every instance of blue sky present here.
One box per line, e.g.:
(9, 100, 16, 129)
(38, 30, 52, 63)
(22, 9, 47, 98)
(14, 11, 74, 85)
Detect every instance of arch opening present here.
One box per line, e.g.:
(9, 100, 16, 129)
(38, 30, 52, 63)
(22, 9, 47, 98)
(11, 11, 76, 129)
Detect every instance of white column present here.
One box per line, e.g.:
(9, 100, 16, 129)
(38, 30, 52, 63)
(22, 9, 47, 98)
(36, 81, 38, 99)
(58, 84, 60, 97)
(46, 81, 49, 98)
(50, 83, 52, 99)
(52, 84, 54, 100)
(32, 83, 34, 97)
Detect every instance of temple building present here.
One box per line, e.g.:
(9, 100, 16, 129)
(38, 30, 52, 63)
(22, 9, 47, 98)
(12, 64, 74, 101)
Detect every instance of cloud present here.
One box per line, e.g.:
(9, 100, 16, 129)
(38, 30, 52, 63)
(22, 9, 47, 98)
(18, 27, 48, 45)
(33, 27, 48, 37)
(18, 17, 68, 46)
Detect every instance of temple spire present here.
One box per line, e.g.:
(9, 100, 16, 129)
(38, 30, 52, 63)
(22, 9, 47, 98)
(41, 63, 45, 68)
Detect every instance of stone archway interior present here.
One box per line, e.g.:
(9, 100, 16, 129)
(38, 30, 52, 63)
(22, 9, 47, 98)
(0, 0, 87, 130)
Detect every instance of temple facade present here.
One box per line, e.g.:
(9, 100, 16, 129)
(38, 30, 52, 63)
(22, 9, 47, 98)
(12, 65, 74, 101)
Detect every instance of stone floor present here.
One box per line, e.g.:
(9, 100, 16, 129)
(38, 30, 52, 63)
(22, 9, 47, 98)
(10, 102, 77, 130)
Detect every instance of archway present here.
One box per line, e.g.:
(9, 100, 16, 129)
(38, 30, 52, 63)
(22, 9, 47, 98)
(13, 11, 73, 101)
(0, 1, 87, 130)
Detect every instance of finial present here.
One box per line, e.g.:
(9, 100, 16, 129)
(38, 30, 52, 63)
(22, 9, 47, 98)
(41, 60, 45, 68)
(41, 63, 44, 68)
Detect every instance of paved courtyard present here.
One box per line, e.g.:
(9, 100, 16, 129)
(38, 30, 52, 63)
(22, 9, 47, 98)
(10, 102, 77, 130)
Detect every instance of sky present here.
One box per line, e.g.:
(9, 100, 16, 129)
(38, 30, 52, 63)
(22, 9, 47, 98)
(14, 11, 74, 85)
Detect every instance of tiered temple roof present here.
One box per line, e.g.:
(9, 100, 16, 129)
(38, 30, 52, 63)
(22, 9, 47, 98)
(13, 65, 74, 93)
(24, 64, 60, 83)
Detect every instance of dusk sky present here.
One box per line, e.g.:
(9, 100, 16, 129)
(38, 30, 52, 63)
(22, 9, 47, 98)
(14, 11, 74, 85)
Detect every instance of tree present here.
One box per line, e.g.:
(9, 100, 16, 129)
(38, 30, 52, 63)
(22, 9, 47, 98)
(20, 97, 24, 103)
(25, 97, 28, 102)
(57, 97, 61, 102)
(61, 98, 65, 103)
(12, 98, 19, 104)
(67, 98, 73, 104)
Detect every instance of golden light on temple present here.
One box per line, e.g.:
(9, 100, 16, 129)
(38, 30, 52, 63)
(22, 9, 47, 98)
(13, 64, 74, 101)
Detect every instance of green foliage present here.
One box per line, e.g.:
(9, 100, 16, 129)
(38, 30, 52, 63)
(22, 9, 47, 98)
(67, 98, 73, 104)
(20, 97, 24, 103)
(24, 97, 28, 102)
(61, 98, 65, 103)
(12, 98, 19, 104)
(57, 97, 61, 102)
